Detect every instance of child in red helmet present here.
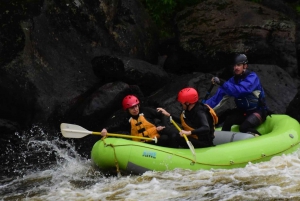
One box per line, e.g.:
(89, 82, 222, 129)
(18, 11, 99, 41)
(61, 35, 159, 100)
(100, 95, 171, 147)
(158, 87, 217, 148)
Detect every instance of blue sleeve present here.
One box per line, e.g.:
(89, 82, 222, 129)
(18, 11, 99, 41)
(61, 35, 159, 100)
(221, 73, 260, 97)
(205, 88, 227, 108)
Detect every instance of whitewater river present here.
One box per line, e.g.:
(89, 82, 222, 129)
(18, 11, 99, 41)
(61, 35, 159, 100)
(1, 127, 300, 201)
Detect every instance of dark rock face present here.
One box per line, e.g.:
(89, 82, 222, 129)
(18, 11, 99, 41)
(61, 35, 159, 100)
(261, 0, 297, 20)
(92, 55, 170, 94)
(0, 0, 43, 66)
(0, 0, 159, 129)
(62, 82, 144, 130)
(0, 68, 37, 127)
(158, 38, 199, 74)
(175, 0, 297, 76)
(41, 0, 159, 63)
(248, 64, 297, 114)
(286, 90, 300, 120)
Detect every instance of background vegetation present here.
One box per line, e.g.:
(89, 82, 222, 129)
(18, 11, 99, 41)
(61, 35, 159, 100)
(139, 0, 201, 38)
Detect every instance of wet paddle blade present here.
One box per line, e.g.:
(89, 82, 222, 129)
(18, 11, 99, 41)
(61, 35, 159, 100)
(60, 123, 156, 142)
(183, 134, 196, 157)
(187, 141, 195, 155)
(60, 123, 92, 138)
(171, 119, 196, 161)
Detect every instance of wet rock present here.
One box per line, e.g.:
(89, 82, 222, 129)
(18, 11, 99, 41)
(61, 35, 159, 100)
(175, 0, 297, 76)
(250, 64, 297, 114)
(286, 90, 300, 122)
(92, 55, 170, 94)
(0, 68, 37, 127)
(0, 0, 43, 66)
(62, 82, 144, 130)
(0, 0, 159, 128)
(158, 38, 198, 73)
(261, 0, 297, 20)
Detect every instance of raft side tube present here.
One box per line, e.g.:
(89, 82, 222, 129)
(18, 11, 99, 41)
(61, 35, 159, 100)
(213, 131, 254, 145)
(126, 162, 151, 174)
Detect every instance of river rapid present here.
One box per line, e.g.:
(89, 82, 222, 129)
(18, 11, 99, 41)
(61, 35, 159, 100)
(1, 126, 300, 201)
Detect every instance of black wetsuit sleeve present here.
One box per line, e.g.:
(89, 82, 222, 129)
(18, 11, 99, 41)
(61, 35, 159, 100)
(190, 109, 210, 137)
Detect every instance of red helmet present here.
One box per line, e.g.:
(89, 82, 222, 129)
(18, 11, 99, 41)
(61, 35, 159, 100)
(177, 87, 199, 104)
(122, 95, 140, 110)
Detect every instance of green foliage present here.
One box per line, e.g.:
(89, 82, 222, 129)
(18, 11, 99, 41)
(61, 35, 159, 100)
(286, 1, 300, 14)
(140, 0, 201, 39)
(296, 6, 300, 13)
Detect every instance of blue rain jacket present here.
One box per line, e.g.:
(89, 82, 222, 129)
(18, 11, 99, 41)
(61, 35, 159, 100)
(206, 70, 266, 111)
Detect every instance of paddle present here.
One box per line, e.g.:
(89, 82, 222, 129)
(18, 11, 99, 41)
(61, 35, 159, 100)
(169, 117, 196, 162)
(201, 84, 214, 103)
(60, 123, 158, 143)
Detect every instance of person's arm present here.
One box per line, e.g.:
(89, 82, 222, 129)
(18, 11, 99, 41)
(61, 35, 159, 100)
(156, 107, 181, 122)
(221, 73, 260, 97)
(205, 88, 227, 108)
(141, 107, 166, 132)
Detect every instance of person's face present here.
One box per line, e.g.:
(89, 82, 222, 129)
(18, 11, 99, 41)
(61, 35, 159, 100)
(128, 104, 139, 116)
(233, 63, 247, 75)
(181, 102, 188, 110)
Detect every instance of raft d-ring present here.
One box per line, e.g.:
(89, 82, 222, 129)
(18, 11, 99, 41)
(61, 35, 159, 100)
(190, 161, 195, 166)
(230, 160, 234, 164)
(261, 153, 266, 157)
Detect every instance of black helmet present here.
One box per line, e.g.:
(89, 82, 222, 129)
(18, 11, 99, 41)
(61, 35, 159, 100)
(234, 54, 248, 65)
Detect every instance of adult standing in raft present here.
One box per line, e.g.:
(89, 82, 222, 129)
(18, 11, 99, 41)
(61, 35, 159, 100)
(157, 87, 218, 148)
(100, 95, 171, 147)
(205, 54, 271, 136)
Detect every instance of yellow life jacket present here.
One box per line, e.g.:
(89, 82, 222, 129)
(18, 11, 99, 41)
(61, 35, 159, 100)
(129, 113, 160, 142)
(180, 104, 218, 139)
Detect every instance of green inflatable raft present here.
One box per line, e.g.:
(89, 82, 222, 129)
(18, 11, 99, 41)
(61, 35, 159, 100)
(91, 114, 300, 174)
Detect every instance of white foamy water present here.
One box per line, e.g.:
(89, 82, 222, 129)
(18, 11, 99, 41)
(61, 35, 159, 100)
(2, 134, 300, 201)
